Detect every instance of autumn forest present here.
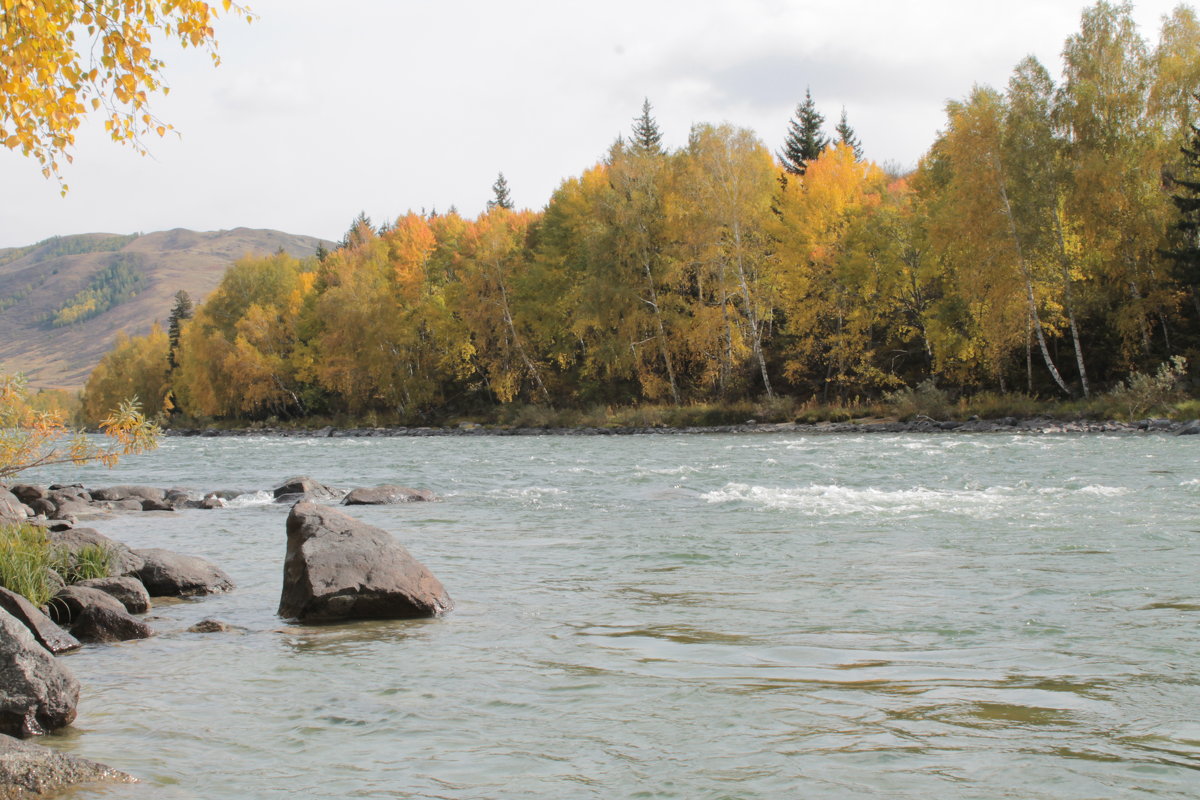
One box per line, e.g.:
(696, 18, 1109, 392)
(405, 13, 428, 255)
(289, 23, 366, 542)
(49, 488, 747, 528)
(82, 2, 1200, 425)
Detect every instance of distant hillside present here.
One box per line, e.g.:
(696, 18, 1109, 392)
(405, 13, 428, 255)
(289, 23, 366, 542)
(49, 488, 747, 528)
(0, 228, 333, 389)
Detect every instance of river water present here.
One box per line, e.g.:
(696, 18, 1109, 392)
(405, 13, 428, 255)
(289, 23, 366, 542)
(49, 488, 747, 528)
(26, 432, 1200, 799)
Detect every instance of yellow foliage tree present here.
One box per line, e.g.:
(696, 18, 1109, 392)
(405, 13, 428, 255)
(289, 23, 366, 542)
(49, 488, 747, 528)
(773, 142, 902, 396)
(0, 0, 249, 188)
(81, 323, 172, 424)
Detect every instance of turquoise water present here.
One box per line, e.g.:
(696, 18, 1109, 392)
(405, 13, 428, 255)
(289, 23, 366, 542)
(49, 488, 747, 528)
(29, 432, 1200, 798)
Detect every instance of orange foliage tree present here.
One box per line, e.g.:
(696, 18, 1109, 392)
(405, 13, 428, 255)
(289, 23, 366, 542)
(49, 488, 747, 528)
(1, 372, 158, 480)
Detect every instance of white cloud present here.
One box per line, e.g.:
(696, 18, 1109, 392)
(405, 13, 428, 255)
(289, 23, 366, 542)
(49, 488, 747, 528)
(0, 0, 1188, 247)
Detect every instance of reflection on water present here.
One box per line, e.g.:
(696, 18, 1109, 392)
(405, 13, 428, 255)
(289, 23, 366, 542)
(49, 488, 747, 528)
(27, 433, 1200, 799)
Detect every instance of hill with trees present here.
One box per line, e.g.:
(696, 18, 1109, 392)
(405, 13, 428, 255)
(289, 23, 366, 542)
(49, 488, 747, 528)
(0, 228, 331, 389)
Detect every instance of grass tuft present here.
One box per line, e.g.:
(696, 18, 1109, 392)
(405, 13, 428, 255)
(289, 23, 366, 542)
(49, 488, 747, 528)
(0, 523, 113, 607)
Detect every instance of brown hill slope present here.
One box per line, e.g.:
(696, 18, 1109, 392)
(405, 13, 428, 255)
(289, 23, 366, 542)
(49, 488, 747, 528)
(0, 228, 331, 389)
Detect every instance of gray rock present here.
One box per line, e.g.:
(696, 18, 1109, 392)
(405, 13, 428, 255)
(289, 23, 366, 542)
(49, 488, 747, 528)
(0, 589, 79, 656)
(0, 490, 28, 523)
(88, 485, 166, 503)
(0, 608, 79, 737)
(139, 497, 175, 512)
(69, 605, 154, 644)
(273, 476, 341, 503)
(46, 528, 142, 578)
(164, 489, 194, 509)
(23, 498, 56, 517)
(342, 485, 436, 505)
(47, 587, 127, 627)
(72, 577, 151, 614)
(279, 502, 452, 622)
(100, 499, 144, 512)
(0, 733, 137, 794)
(1174, 419, 1200, 436)
(47, 496, 91, 521)
(6, 486, 46, 505)
(188, 618, 231, 633)
(133, 548, 234, 597)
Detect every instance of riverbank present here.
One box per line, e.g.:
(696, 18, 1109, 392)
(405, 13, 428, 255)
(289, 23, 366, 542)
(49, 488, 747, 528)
(166, 415, 1200, 437)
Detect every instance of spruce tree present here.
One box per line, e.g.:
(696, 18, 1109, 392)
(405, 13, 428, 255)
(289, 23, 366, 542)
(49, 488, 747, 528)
(778, 88, 829, 175)
(632, 97, 664, 155)
(1167, 112, 1200, 311)
(166, 290, 193, 371)
(488, 172, 514, 210)
(835, 108, 864, 160)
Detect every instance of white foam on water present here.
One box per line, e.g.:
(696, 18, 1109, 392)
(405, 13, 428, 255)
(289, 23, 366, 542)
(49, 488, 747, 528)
(225, 490, 275, 507)
(633, 464, 729, 477)
(700, 482, 1013, 518)
(1073, 485, 1131, 497)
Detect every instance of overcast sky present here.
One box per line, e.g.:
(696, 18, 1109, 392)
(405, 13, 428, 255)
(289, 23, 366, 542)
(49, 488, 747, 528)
(0, 0, 1188, 248)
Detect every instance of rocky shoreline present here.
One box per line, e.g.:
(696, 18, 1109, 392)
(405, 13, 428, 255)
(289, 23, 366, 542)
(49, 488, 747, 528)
(167, 415, 1200, 438)
(0, 475, 445, 796)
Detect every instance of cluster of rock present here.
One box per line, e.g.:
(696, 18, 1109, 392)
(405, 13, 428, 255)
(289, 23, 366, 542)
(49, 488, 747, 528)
(168, 415, 1200, 438)
(1, 483, 233, 524)
(0, 474, 447, 793)
(0, 490, 235, 794)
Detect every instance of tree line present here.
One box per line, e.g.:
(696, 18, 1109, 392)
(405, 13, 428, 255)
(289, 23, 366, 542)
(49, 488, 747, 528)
(82, 2, 1200, 425)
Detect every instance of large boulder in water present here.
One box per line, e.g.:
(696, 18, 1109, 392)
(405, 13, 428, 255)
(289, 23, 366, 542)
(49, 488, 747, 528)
(133, 548, 234, 597)
(0, 608, 79, 737)
(0, 733, 137, 793)
(279, 502, 451, 621)
(342, 485, 435, 505)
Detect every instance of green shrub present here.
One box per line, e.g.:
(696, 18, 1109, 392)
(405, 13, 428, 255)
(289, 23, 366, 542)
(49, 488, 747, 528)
(1106, 356, 1188, 421)
(884, 379, 953, 420)
(958, 391, 1045, 420)
(0, 523, 56, 608)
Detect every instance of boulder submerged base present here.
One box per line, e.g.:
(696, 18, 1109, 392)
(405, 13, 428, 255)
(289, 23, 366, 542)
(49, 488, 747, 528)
(278, 502, 451, 622)
(0, 734, 137, 798)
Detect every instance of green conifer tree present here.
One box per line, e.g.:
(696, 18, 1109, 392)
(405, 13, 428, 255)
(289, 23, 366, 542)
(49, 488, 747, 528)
(1167, 110, 1200, 315)
(835, 107, 864, 160)
(778, 88, 829, 175)
(488, 172, 514, 210)
(632, 97, 664, 155)
(166, 289, 193, 372)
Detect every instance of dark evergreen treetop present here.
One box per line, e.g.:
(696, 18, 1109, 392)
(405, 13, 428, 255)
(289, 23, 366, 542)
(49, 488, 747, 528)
(778, 88, 829, 175)
(632, 97, 664, 155)
(488, 172, 514, 210)
(835, 108, 864, 161)
(167, 289, 193, 371)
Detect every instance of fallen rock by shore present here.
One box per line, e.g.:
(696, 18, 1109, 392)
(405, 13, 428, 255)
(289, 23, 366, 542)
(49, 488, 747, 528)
(279, 502, 451, 622)
(0, 733, 137, 797)
(0, 590, 78, 656)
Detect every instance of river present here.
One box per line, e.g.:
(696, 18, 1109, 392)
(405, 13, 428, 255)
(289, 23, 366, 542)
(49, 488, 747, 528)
(25, 432, 1200, 798)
